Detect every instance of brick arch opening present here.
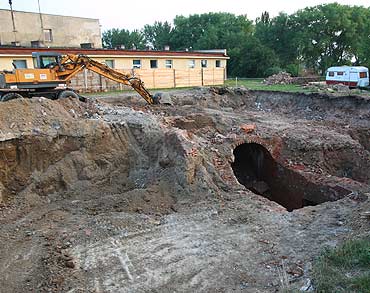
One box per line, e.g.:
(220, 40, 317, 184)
(231, 143, 350, 211)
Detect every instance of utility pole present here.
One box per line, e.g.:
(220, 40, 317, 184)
(37, 0, 44, 43)
(8, 0, 17, 43)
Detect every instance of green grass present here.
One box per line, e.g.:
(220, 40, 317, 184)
(313, 238, 370, 293)
(224, 78, 314, 93)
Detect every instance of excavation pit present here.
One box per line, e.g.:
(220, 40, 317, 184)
(231, 143, 351, 211)
(0, 88, 369, 292)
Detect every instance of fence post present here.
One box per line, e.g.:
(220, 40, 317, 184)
(173, 69, 176, 88)
(235, 77, 238, 87)
(83, 69, 88, 91)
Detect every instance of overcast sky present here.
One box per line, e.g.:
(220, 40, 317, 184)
(0, 0, 369, 31)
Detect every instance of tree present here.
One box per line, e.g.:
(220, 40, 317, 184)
(143, 21, 174, 50)
(291, 3, 354, 73)
(169, 12, 254, 76)
(255, 12, 298, 68)
(348, 6, 370, 68)
(102, 28, 145, 49)
(171, 13, 253, 50)
(229, 37, 279, 77)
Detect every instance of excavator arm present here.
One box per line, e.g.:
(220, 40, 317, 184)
(55, 54, 158, 105)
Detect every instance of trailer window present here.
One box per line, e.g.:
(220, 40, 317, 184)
(328, 72, 334, 77)
(337, 72, 344, 76)
(360, 72, 368, 78)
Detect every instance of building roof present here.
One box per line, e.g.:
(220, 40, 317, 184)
(0, 47, 229, 59)
(0, 8, 99, 21)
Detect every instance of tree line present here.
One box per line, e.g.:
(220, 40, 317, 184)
(102, 3, 370, 77)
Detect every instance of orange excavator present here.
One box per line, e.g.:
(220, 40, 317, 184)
(0, 52, 159, 104)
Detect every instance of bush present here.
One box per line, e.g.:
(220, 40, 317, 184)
(285, 64, 299, 77)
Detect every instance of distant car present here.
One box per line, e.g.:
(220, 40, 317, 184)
(326, 66, 369, 88)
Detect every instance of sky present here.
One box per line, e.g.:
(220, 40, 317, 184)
(0, 0, 369, 31)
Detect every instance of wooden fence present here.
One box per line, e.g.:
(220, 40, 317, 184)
(69, 68, 225, 92)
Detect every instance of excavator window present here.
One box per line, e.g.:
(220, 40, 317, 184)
(39, 56, 60, 68)
(32, 52, 62, 69)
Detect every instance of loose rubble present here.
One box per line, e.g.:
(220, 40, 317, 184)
(263, 72, 321, 86)
(263, 72, 295, 85)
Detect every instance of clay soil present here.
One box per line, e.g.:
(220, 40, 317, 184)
(0, 88, 369, 292)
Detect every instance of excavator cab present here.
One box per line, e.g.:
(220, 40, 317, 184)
(32, 52, 62, 69)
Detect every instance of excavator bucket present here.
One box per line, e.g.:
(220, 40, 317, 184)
(153, 92, 173, 105)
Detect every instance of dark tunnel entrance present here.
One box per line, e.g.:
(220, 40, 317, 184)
(231, 143, 350, 211)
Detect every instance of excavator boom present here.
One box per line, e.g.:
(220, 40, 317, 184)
(56, 54, 157, 105)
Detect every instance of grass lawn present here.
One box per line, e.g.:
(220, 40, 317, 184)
(225, 78, 314, 93)
(312, 237, 370, 292)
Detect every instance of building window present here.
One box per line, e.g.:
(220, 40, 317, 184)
(80, 43, 94, 49)
(105, 60, 114, 68)
(216, 60, 221, 68)
(165, 60, 173, 69)
(359, 72, 367, 78)
(133, 60, 141, 69)
(337, 72, 344, 76)
(328, 71, 334, 77)
(44, 29, 53, 42)
(12, 60, 27, 69)
(188, 60, 195, 68)
(150, 60, 158, 69)
(201, 60, 207, 68)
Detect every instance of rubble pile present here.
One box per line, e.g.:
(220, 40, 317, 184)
(331, 83, 353, 92)
(293, 76, 321, 85)
(263, 72, 295, 85)
(263, 72, 320, 86)
(302, 81, 363, 94)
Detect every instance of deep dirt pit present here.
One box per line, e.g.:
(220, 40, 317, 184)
(0, 88, 369, 292)
(231, 142, 351, 211)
